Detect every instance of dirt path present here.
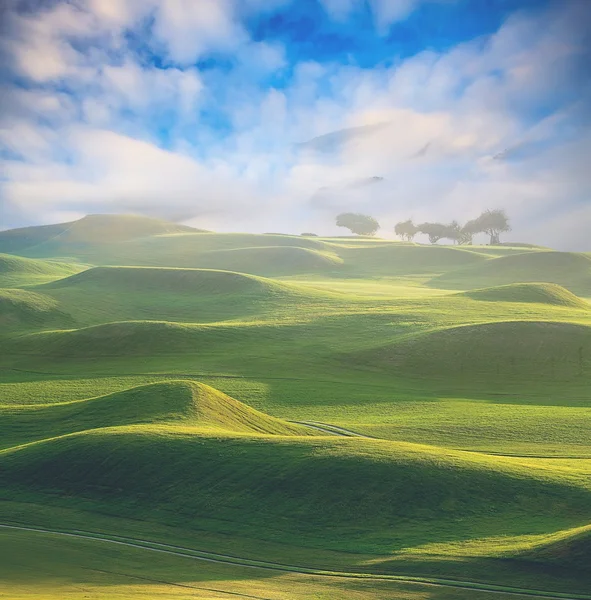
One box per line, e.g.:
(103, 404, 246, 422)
(1, 524, 587, 600)
(289, 420, 370, 437)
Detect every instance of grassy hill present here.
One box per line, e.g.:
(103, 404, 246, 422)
(432, 251, 591, 295)
(0, 253, 84, 287)
(518, 524, 591, 572)
(1, 217, 590, 598)
(0, 288, 70, 331)
(460, 282, 589, 309)
(192, 245, 344, 276)
(1, 214, 205, 257)
(356, 320, 591, 381)
(34, 266, 322, 324)
(0, 381, 311, 449)
(2, 428, 589, 555)
(0, 222, 70, 254)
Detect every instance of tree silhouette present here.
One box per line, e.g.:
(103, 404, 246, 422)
(474, 209, 511, 245)
(336, 213, 380, 236)
(394, 219, 418, 241)
(417, 222, 448, 244)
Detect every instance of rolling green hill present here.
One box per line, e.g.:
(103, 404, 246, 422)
(334, 243, 489, 276)
(192, 245, 345, 276)
(44, 265, 281, 294)
(0, 288, 70, 331)
(356, 320, 591, 381)
(0, 381, 311, 449)
(0, 222, 70, 255)
(0, 253, 84, 287)
(460, 282, 589, 308)
(2, 427, 589, 555)
(1, 217, 590, 598)
(0, 214, 205, 257)
(35, 266, 316, 324)
(432, 251, 591, 295)
(520, 524, 591, 572)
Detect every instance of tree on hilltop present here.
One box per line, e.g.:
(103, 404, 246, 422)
(394, 219, 418, 242)
(457, 218, 481, 245)
(444, 220, 462, 245)
(474, 209, 511, 245)
(417, 222, 449, 244)
(336, 213, 380, 236)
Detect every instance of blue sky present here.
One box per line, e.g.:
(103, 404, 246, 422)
(0, 0, 589, 248)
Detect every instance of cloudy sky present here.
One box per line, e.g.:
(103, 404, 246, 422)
(0, 0, 590, 248)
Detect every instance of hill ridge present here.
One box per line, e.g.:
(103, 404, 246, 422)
(0, 380, 312, 449)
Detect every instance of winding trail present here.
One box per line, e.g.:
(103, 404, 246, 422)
(290, 420, 371, 437)
(1, 523, 587, 600)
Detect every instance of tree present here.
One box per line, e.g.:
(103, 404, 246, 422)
(474, 209, 511, 245)
(458, 218, 481, 245)
(301, 232, 318, 237)
(417, 222, 448, 244)
(444, 220, 462, 244)
(336, 213, 380, 236)
(394, 219, 418, 241)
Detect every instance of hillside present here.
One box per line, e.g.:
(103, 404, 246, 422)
(194, 246, 344, 276)
(0, 253, 84, 287)
(0, 381, 312, 449)
(1, 217, 590, 598)
(460, 282, 589, 309)
(432, 251, 591, 295)
(355, 320, 591, 381)
(521, 524, 591, 571)
(0, 289, 70, 331)
(44, 265, 277, 294)
(0, 214, 205, 257)
(2, 429, 589, 555)
(26, 267, 329, 325)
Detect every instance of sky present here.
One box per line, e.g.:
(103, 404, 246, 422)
(0, 0, 590, 248)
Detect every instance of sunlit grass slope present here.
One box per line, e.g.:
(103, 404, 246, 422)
(6, 320, 281, 357)
(1, 214, 205, 257)
(193, 245, 344, 276)
(460, 282, 589, 308)
(0, 381, 312, 449)
(2, 427, 590, 556)
(35, 266, 327, 324)
(0, 289, 71, 331)
(356, 320, 591, 381)
(512, 523, 591, 573)
(0, 222, 69, 254)
(45, 265, 282, 294)
(1, 219, 590, 596)
(0, 253, 84, 287)
(432, 251, 591, 295)
(2, 528, 539, 600)
(4, 216, 552, 280)
(332, 244, 488, 276)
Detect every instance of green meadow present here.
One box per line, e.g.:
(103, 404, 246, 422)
(1, 215, 590, 599)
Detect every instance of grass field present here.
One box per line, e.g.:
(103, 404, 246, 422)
(0, 215, 590, 599)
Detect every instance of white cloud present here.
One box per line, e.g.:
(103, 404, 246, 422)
(368, 0, 423, 31)
(320, 0, 452, 30)
(0, 0, 589, 248)
(152, 0, 246, 64)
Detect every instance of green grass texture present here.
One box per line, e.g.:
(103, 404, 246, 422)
(1, 215, 590, 598)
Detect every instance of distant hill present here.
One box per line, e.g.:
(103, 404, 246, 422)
(460, 283, 589, 309)
(0, 253, 84, 287)
(431, 251, 591, 295)
(0, 214, 207, 255)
